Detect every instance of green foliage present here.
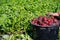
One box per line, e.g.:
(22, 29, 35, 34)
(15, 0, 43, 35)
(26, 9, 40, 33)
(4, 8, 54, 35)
(2, 34, 33, 40)
(0, 0, 60, 34)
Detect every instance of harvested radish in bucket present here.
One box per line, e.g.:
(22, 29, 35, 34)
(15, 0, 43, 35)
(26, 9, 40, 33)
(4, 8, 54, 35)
(31, 16, 59, 27)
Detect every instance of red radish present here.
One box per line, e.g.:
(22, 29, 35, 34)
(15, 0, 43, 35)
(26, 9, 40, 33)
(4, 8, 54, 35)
(53, 19, 58, 23)
(39, 21, 43, 25)
(47, 19, 51, 23)
(38, 16, 43, 21)
(47, 18, 53, 24)
(31, 15, 59, 27)
(31, 21, 35, 24)
(43, 17, 47, 21)
(44, 21, 49, 24)
(41, 23, 48, 27)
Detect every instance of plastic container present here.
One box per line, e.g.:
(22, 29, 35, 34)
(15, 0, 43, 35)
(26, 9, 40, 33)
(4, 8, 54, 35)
(30, 22, 59, 40)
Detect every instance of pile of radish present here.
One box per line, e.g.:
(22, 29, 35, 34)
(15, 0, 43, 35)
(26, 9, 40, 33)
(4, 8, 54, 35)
(31, 16, 59, 27)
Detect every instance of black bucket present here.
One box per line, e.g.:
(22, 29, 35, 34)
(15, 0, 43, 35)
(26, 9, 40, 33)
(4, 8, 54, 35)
(31, 22, 59, 40)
